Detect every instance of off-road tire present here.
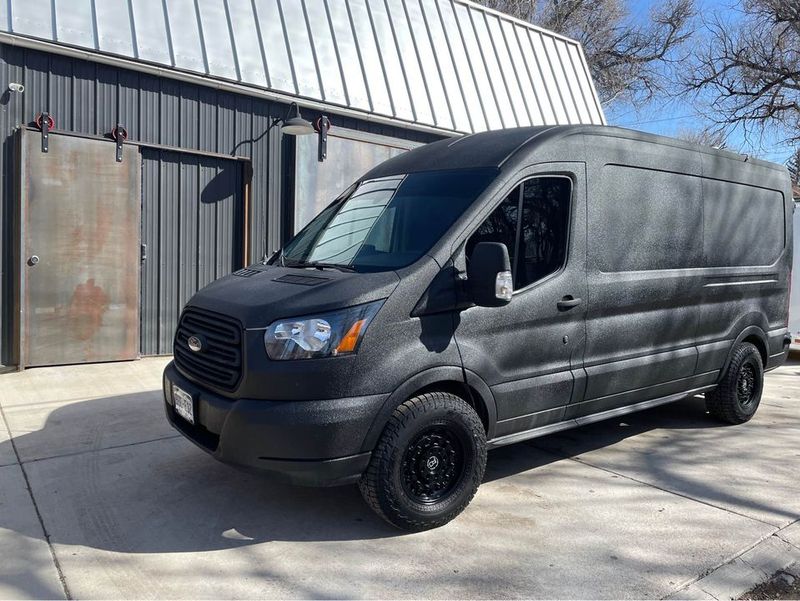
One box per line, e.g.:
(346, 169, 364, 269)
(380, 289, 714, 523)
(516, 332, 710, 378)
(359, 392, 487, 531)
(705, 342, 764, 424)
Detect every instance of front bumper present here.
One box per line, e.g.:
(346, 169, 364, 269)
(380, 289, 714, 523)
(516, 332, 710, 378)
(163, 362, 387, 486)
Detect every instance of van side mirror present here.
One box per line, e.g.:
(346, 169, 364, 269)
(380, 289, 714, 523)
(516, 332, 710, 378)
(467, 242, 513, 307)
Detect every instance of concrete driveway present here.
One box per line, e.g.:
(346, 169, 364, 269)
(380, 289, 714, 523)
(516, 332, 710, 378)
(1, 357, 798, 599)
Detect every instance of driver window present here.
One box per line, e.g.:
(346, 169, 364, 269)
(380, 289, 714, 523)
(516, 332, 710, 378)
(466, 176, 572, 289)
(517, 177, 571, 287)
(465, 187, 520, 272)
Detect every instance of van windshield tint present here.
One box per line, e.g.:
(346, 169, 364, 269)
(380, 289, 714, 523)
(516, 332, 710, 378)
(280, 169, 497, 272)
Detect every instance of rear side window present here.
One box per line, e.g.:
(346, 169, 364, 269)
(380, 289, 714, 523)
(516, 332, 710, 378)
(467, 176, 572, 289)
(593, 165, 703, 272)
(592, 165, 785, 271)
(703, 180, 784, 267)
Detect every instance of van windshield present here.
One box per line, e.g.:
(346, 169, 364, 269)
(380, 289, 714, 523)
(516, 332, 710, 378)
(279, 168, 497, 272)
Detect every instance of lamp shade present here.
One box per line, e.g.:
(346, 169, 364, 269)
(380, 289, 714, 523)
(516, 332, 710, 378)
(281, 103, 315, 136)
(281, 117, 315, 136)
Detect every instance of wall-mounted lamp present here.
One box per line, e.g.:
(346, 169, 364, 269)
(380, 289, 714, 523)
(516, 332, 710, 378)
(229, 102, 314, 156)
(275, 102, 315, 136)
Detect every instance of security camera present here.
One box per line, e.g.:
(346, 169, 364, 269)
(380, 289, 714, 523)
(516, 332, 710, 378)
(8, 83, 24, 93)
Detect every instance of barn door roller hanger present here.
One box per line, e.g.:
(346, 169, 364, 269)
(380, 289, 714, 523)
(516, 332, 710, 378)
(112, 124, 128, 162)
(35, 112, 54, 153)
(35, 112, 129, 163)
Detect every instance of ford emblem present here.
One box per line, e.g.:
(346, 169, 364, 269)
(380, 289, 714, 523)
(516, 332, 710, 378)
(187, 335, 203, 352)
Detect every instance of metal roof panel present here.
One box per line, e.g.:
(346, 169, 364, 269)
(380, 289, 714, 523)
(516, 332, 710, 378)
(0, 0, 605, 133)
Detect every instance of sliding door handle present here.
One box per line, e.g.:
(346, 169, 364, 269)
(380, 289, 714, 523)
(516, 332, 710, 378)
(557, 295, 582, 311)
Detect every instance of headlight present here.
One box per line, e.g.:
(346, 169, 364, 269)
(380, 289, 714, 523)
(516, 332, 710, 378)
(264, 300, 384, 360)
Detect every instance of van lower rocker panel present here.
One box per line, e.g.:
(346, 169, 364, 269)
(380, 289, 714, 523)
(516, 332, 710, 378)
(565, 370, 719, 419)
(486, 384, 717, 450)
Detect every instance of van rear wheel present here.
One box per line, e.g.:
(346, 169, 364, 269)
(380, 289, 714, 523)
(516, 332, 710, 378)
(359, 392, 487, 531)
(705, 342, 764, 424)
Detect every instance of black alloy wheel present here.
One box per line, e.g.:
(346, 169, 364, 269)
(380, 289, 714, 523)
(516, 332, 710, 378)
(736, 363, 758, 408)
(401, 425, 466, 505)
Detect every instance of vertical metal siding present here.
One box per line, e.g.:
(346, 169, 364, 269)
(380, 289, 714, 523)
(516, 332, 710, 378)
(141, 150, 244, 355)
(0, 42, 437, 365)
(0, 44, 24, 367)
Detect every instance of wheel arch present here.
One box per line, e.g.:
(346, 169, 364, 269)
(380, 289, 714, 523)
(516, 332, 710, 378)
(360, 366, 498, 453)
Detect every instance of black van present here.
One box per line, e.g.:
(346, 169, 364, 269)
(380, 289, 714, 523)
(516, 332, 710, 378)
(163, 126, 793, 530)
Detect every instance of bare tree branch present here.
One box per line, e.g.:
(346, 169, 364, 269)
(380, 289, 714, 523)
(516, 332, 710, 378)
(675, 126, 729, 148)
(683, 0, 800, 144)
(787, 148, 800, 198)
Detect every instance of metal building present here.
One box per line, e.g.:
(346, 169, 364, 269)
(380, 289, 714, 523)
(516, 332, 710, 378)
(0, 0, 604, 370)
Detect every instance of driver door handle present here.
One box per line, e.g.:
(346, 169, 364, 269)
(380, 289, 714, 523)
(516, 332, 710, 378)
(557, 295, 582, 311)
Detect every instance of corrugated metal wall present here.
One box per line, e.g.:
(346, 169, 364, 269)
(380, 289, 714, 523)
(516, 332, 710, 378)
(140, 150, 244, 355)
(0, 43, 438, 366)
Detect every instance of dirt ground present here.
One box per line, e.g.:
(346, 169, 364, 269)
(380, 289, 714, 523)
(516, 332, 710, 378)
(740, 563, 800, 600)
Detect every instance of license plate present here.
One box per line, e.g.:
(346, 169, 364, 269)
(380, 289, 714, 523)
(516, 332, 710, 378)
(173, 385, 195, 424)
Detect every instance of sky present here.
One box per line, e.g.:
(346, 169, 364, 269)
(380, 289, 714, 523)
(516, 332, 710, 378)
(602, 0, 793, 165)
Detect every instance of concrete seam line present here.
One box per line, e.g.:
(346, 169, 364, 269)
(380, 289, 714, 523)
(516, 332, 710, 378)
(539, 453, 799, 598)
(662, 532, 778, 599)
(0, 403, 73, 601)
(777, 536, 800, 553)
(669, 534, 800, 600)
(664, 533, 799, 599)
(531, 445, 780, 528)
(775, 517, 800, 533)
(774, 517, 800, 552)
(695, 583, 721, 601)
(573, 459, 779, 526)
(19, 434, 184, 466)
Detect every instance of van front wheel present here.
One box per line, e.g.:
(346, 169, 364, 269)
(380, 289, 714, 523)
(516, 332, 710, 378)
(705, 342, 764, 424)
(359, 392, 487, 531)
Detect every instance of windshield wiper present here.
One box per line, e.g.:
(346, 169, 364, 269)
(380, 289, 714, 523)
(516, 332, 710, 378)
(285, 260, 356, 273)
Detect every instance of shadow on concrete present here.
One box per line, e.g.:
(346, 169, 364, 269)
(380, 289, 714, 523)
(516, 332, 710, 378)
(1, 392, 396, 553)
(483, 394, 723, 483)
(494, 382, 800, 527)
(0, 371, 796, 559)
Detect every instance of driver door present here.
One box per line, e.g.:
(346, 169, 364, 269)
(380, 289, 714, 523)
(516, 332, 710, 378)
(453, 164, 588, 440)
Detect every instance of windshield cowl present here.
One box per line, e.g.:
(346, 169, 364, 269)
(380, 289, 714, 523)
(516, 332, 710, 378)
(284, 260, 357, 273)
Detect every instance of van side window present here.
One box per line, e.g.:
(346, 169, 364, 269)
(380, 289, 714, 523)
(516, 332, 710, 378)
(517, 178, 571, 287)
(592, 165, 703, 271)
(466, 177, 572, 289)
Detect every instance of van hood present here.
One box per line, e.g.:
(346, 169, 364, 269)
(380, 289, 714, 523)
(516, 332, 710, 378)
(185, 265, 401, 327)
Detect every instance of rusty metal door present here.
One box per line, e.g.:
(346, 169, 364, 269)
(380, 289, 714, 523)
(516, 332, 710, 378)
(18, 129, 141, 367)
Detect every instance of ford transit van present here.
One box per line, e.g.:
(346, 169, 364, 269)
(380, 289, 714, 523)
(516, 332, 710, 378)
(163, 126, 793, 531)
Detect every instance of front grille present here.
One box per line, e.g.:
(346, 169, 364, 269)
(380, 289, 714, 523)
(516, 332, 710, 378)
(174, 307, 243, 391)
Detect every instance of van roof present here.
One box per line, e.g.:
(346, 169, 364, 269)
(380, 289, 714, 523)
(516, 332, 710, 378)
(362, 125, 787, 179)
